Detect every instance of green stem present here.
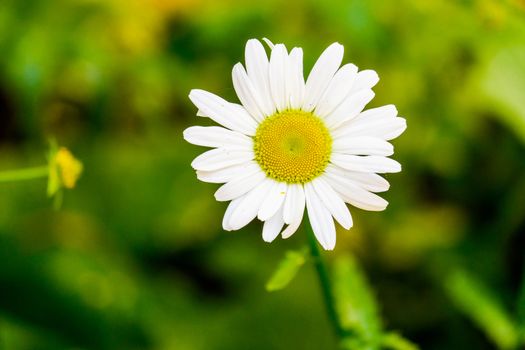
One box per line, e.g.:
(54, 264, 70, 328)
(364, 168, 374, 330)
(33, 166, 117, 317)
(0, 166, 48, 183)
(306, 222, 346, 340)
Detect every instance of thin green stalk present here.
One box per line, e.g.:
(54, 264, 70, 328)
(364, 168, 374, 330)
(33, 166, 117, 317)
(306, 222, 346, 340)
(0, 166, 48, 183)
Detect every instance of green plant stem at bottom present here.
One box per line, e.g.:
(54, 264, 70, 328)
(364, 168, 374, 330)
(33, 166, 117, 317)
(305, 221, 348, 342)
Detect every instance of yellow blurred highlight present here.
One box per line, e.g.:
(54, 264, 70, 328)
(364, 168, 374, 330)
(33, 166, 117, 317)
(83, 0, 201, 54)
(378, 206, 466, 270)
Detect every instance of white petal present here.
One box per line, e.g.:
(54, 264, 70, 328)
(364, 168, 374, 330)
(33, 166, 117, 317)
(305, 183, 336, 250)
(196, 161, 260, 184)
(283, 185, 294, 224)
(196, 109, 206, 117)
(311, 177, 353, 230)
(228, 179, 274, 230)
(262, 38, 275, 49)
(223, 196, 243, 231)
(269, 44, 288, 112)
(314, 63, 358, 118)
(232, 63, 266, 122)
(349, 70, 379, 93)
(331, 154, 401, 173)
(357, 104, 398, 121)
(258, 180, 287, 221)
(189, 89, 257, 135)
(333, 105, 406, 141)
(282, 184, 306, 238)
(214, 168, 266, 201)
(283, 183, 304, 224)
(325, 89, 375, 130)
(302, 43, 344, 112)
(183, 126, 252, 149)
(287, 47, 305, 109)
(281, 216, 303, 239)
(324, 172, 389, 211)
(336, 116, 407, 141)
(191, 148, 254, 171)
(325, 164, 390, 193)
(332, 136, 394, 156)
(262, 205, 285, 243)
(245, 39, 275, 116)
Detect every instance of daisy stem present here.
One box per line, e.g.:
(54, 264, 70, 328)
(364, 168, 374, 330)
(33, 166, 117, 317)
(0, 166, 49, 183)
(306, 222, 346, 341)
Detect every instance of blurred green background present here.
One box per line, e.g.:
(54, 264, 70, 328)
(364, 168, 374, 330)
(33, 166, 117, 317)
(1, 0, 525, 349)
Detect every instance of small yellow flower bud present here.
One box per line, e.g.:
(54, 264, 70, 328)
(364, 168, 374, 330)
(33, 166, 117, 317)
(55, 147, 83, 189)
(47, 146, 83, 197)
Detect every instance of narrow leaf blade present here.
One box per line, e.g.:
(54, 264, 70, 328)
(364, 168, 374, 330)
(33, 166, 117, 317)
(444, 268, 519, 350)
(333, 254, 382, 347)
(265, 249, 307, 292)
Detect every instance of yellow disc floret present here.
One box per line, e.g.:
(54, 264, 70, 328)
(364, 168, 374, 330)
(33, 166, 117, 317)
(253, 110, 332, 184)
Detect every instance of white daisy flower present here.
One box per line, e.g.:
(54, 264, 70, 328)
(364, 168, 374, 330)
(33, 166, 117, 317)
(184, 39, 406, 250)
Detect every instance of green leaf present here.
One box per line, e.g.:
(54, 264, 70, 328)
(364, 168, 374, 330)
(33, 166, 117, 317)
(381, 332, 420, 350)
(444, 268, 519, 350)
(333, 254, 382, 348)
(265, 249, 307, 292)
(341, 337, 376, 350)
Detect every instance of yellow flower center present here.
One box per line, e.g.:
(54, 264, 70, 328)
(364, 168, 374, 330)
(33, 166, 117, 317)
(253, 110, 332, 184)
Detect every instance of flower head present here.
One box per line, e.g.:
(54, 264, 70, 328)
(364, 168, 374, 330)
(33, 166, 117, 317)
(48, 146, 83, 197)
(184, 39, 406, 250)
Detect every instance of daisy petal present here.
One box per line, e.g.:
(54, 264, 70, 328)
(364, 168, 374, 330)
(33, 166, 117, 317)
(183, 126, 252, 149)
(189, 89, 257, 135)
(262, 37, 275, 49)
(196, 161, 260, 184)
(333, 105, 406, 141)
(245, 39, 275, 116)
(232, 63, 266, 122)
(269, 43, 288, 112)
(352, 104, 398, 123)
(325, 89, 375, 129)
(283, 183, 305, 224)
(302, 43, 344, 112)
(324, 172, 389, 211)
(281, 220, 302, 239)
(228, 178, 274, 230)
(214, 168, 266, 201)
(282, 184, 305, 238)
(262, 205, 285, 243)
(258, 180, 287, 221)
(191, 148, 254, 171)
(287, 47, 305, 109)
(337, 116, 407, 141)
(223, 196, 243, 231)
(196, 109, 206, 117)
(350, 69, 379, 93)
(325, 164, 390, 192)
(305, 183, 336, 250)
(331, 154, 401, 173)
(314, 63, 358, 118)
(332, 136, 394, 156)
(311, 177, 353, 229)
